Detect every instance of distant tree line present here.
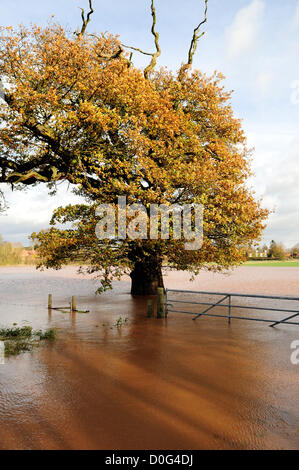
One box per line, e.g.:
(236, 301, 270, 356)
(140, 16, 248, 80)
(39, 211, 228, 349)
(0, 235, 36, 265)
(246, 240, 299, 261)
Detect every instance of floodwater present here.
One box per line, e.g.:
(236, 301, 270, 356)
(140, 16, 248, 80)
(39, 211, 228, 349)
(0, 266, 298, 450)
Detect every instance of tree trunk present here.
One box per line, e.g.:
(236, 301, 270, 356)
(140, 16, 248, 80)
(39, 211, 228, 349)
(130, 259, 164, 296)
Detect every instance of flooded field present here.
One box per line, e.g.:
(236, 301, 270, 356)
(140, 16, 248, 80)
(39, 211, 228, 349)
(0, 266, 298, 450)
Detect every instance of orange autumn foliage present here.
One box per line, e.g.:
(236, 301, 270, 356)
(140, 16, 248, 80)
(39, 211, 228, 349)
(0, 18, 269, 293)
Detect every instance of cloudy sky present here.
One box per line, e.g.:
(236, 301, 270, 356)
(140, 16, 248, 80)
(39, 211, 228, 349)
(0, 0, 299, 247)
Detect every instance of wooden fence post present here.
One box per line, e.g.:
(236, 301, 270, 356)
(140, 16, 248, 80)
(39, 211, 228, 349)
(71, 296, 77, 312)
(157, 288, 165, 319)
(48, 294, 52, 309)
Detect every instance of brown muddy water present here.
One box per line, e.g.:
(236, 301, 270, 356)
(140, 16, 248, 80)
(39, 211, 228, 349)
(0, 266, 298, 450)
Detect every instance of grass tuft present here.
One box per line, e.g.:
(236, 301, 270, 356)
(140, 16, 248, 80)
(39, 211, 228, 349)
(0, 326, 57, 357)
(0, 326, 32, 338)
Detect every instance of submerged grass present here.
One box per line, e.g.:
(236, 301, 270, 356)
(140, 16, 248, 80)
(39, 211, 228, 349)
(0, 326, 33, 338)
(0, 326, 56, 357)
(4, 339, 35, 356)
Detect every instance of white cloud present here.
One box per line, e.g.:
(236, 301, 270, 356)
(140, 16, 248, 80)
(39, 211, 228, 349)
(247, 128, 299, 247)
(255, 71, 273, 97)
(294, 2, 299, 29)
(0, 183, 84, 245)
(226, 0, 265, 60)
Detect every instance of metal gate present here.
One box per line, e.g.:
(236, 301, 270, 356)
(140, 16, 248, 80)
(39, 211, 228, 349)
(165, 289, 299, 327)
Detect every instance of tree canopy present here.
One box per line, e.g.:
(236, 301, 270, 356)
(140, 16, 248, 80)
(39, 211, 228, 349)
(0, 0, 269, 294)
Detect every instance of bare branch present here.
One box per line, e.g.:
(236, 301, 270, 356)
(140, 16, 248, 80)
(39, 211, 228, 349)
(128, 52, 134, 67)
(75, 0, 94, 36)
(187, 0, 208, 66)
(179, 0, 208, 78)
(144, 0, 161, 79)
(0, 80, 4, 101)
(121, 1, 161, 77)
(121, 44, 153, 57)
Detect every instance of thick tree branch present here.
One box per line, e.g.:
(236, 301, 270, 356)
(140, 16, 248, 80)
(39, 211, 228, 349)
(75, 0, 94, 36)
(0, 87, 106, 190)
(144, 0, 161, 79)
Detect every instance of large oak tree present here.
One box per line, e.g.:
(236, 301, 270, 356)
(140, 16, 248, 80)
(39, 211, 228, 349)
(0, 1, 268, 294)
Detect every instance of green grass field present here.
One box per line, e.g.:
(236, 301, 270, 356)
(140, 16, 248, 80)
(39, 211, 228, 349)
(245, 260, 299, 267)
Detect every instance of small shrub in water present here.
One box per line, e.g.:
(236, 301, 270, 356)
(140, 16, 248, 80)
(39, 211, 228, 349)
(35, 329, 56, 340)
